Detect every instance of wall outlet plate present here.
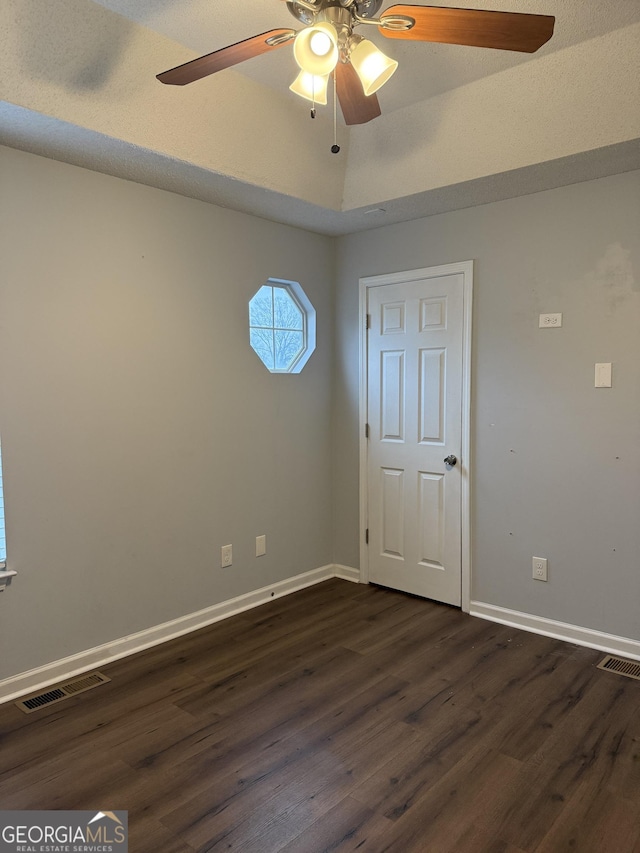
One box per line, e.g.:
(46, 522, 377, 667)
(539, 313, 562, 328)
(221, 544, 232, 568)
(532, 556, 548, 581)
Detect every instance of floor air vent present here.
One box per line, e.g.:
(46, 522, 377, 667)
(16, 671, 111, 714)
(597, 654, 640, 682)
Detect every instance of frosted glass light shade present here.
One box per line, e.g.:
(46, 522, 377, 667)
(289, 71, 329, 105)
(350, 38, 398, 96)
(293, 23, 339, 76)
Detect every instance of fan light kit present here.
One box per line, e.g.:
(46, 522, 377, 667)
(290, 70, 330, 104)
(294, 22, 339, 76)
(157, 0, 555, 152)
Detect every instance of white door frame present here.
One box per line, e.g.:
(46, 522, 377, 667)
(358, 261, 474, 612)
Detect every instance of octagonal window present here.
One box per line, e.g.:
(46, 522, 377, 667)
(249, 279, 316, 373)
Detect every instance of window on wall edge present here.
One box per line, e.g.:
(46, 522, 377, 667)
(0, 440, 6, 567)
(249, 279, 316, 374)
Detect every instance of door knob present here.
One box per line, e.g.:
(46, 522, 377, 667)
(444, 455, 457, 466)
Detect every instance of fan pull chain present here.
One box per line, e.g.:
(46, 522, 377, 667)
(331, 70, 340, 154)
(310, 77, 316, 119)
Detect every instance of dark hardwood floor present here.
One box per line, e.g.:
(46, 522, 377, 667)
(1, 579, 639, 852)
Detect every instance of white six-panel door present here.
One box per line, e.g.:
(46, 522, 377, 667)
(363, 264, 471, 607)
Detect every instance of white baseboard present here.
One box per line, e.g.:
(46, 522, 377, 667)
(470, 601, 640, 661)
(0, 564, 361, 706)
(10, 577, 636, 707)
(333, 564, 360, 583)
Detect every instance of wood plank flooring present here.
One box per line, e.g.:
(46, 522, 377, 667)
(1, 579, 639, 852)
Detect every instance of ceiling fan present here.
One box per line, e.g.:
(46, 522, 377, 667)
(157, 1, 555, 127)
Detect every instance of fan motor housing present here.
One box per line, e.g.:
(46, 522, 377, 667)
(286, 0, 384, 25)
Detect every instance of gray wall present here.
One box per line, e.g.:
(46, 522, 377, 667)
(334, 171, 640, 641)
(1, 145, 638, 684)
(0, 146, 334, 680)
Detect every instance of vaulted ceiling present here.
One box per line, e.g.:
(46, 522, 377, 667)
(1, 0, 639, 234)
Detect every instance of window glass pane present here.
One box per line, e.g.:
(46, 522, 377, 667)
(273, 287, 303, 330)
(274, 330, 304, 371)
(250, 328, 275, 371)
(249, 285, 274, 328)
(0, 442, 5, 563)
(249, 279, 315, 374)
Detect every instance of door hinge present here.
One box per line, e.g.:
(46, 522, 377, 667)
(366, 313, 371, 329)
(365, 423, 370, 439)
(365, 528, 369, 545)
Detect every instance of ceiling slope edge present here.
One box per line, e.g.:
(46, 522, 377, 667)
(3, 108, 638, 238)
(340, 141, 640, 235)
(0, 104, 344, 236)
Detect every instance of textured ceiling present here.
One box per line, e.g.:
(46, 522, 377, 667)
(1, 0, 639, 234)
(93, 0, 640, 113)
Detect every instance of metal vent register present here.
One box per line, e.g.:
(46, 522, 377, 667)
(597, 654, 640, 682)
(16, 671, 111, 713)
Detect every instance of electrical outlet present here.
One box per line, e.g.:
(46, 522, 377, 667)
(256, 535, 266, 557)
(539, 313, 562, 328)
(221, 544, 232, 568)
(532, 556, 548, 582)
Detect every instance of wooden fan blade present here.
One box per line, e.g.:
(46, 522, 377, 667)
(157, 29, 296, 85)
(380, 6, 554, 53)
(335, 62, 382, 126)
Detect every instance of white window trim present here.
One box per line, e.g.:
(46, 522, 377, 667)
(249, 278, 316, 374)
(0, 569, 17, 592)
(0, 440, 6, 573)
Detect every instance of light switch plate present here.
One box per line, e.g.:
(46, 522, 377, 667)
(256, 535, 266, 557)
(595, 363, 612, 388)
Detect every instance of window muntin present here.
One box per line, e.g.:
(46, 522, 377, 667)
(249, 280, 316, 373)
